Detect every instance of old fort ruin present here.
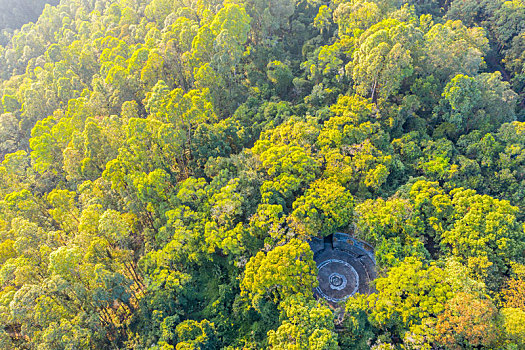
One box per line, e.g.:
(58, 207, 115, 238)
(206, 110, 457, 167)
(310, 232, 376, 304)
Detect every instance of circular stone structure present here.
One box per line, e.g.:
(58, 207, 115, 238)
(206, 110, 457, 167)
(309, 232, 376, 304)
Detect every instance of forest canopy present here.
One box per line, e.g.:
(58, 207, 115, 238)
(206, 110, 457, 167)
(0, 0, 524, 349)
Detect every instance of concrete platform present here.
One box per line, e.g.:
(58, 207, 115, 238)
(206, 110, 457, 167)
(309, 233, 376, 304)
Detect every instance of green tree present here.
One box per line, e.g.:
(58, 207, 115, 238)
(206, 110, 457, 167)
(437, 72, 517, 135)
(424, 20, 488, 83)
(289, 178, 354, 237)
(267, 294, 338, 350)
(241, 238, 317, 308)
(441, 188, 525, 288)
(172, 320, 219, 350)
(351, 18, 420, 102)
(366, 257, 454, 339)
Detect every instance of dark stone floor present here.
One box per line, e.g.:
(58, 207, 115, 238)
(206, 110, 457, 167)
(310, 233, 376, 304)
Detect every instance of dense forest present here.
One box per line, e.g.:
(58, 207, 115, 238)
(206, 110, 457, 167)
(0, 0, 524, 348)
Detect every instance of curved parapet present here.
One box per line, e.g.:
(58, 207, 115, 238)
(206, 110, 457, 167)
(309, 233, 376, 304)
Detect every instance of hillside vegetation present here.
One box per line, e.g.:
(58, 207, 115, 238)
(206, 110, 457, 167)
(0, 0, 525, 349)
